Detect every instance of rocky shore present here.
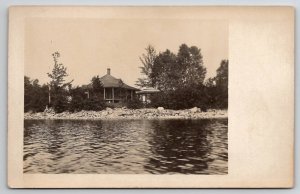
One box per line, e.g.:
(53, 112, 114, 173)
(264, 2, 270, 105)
(24, 107, 227, 120)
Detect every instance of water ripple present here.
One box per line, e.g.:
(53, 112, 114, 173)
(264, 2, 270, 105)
(24, 119, 228, 174)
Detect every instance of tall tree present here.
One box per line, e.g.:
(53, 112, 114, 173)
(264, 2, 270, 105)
(47, 52, 72, 88)
(148, 44, 208, 109)
(151, 49, 178, 91)
(47, 52, 73, 112)
(137, 43, 228, 110)
(136, 45, 157, 87)
(150, 44, 206, 91)
(215, 59, 228, 91)
(214, 59, 228, 108)
(177, 44, 206, 87)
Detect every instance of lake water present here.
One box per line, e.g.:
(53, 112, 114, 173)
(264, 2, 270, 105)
(24, 119, 228, 174)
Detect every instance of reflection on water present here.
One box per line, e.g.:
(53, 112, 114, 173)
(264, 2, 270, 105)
(24, 119, 228, 174)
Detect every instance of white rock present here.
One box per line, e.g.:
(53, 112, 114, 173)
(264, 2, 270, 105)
(190, 107, 199, 113)
(157, 107, 164, 111)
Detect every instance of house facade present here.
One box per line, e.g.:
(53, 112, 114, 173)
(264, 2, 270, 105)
(98, 68, 139, 103)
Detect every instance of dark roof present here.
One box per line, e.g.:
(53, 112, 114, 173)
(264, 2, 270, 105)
(99, 74, 121, 88)
(82, 69, 139, 91)
(99, 74, 139, 90)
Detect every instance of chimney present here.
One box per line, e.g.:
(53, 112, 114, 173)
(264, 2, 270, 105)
(107, 68, 111, 75)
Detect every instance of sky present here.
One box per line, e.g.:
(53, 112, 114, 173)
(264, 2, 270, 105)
(25, 18, 228, 87)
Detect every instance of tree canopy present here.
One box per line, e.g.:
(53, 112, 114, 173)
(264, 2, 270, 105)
(91, 75, 104, 95)
(137, 43, 227, 110)
(47, 52, 73, 113)
(136, 45, 157, 87)
(24, 46, 228, 113)
(47, 52, 73, 89)
(24, 76, 48, 112)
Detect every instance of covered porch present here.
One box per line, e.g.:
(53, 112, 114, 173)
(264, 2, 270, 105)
(136, 87, 160, 104)
(103, 87, 135, 103)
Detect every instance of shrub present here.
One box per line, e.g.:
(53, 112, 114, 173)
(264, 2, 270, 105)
(51, 92, 69, 113)
(82, 97, 106, 111)
(24, 76, 49, 112)
(149, 85, 210, 110)
(127, 98, 143, 109)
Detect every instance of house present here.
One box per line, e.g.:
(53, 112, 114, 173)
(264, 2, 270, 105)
(85, 68, 139, 104)
(136, 87, 160, 104)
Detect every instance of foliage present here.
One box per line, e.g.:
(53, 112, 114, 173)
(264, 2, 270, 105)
(91, 75, 104, 95)
(47, 52, 73, 113)
(147, 44, 208, 109)
(214, 59, 228, 108)
(138, 43, 228, 110)
(136, 45, 157, 87)
(82, 97, 106, 111)
(176, 44, 206, 88)
(151, 49, 178, 91)
(203, 78, 218, 108)
(47, 52, 72, 88)
(68, 77, 106, 112)
(68, 86, 86, 112)
(203, 60, 228, 109)
(51, 90, 69, 113)
(127, 97, 144, 109)
(149, 85, 209, 111)
(24, 76, 49, 112)
(24, 47, 228, 113)
(150, 44, 206, 91)
(82, 76, 106, 111)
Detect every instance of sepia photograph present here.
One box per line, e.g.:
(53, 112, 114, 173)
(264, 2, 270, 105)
(8, 6, 294, 188)
(23, 15, 228, 175)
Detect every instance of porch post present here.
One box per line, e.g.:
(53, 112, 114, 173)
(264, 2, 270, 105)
(103, 88, 106, 100)
(112, 87, 115, 103)
(131, 90, 133, 100)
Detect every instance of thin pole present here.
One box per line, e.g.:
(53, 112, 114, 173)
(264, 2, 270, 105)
(112, 88, 114, 103)
(48, 84, 51, 105)
(103, 88, 105, 100)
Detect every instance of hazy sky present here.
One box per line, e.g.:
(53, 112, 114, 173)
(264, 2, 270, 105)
(25, 18, 228, 87)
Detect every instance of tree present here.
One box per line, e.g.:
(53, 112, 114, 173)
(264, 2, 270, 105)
(151, 49, 178, 91)
(137, 44, 228, 110)
(215, 59, 228, 91)
(150, 44, 206, 92)
(214, 59, 228, 108)
(47, 52, 73, 113)
(47, 52, 72, 88)
(148, 44, 208, 109)
(68, 85, 106, 112)
(91, 75, 104, 96)
(136, 45, 157, 87)
(203, 59, 228, 109)
(24, 76, 48, 112)
(204, 77, 218, 108)
(68, 86, 86, 112)
(176, 44, 206, 88)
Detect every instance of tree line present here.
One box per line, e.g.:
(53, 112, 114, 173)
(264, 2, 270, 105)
(136, 44, 228, 110)
(25, 52, 106, 113)
(25, 44, 228, 113)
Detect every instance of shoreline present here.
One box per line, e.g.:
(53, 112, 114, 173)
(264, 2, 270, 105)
(24, 108, 228, 120)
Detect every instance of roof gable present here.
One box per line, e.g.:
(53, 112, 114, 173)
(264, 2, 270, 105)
(100, 74, 122, 88)
(99, 73, 139, 90)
